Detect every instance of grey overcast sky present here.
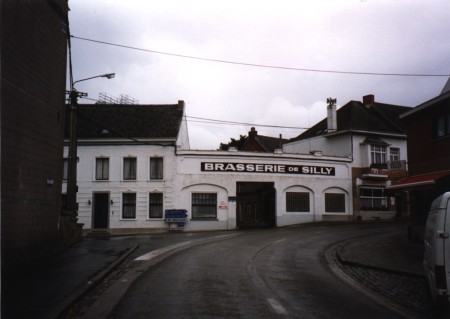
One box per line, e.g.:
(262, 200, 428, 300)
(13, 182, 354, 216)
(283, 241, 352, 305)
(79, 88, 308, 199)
(68, 0, 450, 149)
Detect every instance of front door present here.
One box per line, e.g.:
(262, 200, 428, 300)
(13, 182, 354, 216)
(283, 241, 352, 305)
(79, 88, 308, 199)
(93, 193, 109, 229)
(237, 182, 276, 229)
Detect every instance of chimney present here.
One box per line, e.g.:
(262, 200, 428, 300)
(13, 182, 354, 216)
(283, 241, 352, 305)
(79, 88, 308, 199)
(363, 94, 375, 106)
(249, 127, 257, 138)
(326, 97, 337, 132)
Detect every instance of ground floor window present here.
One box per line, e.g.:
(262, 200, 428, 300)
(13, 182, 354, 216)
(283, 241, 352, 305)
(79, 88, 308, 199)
(192, 193, 217, 219)
(149, 193, 163, 218)
(122, 193, 136, 219)
(360, 187, 387, 210)
(286, 192, 310, 212)
(325, 193, 346, 213)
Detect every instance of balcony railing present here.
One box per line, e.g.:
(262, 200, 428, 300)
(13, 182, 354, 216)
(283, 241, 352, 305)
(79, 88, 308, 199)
(387, 160, 408, 178)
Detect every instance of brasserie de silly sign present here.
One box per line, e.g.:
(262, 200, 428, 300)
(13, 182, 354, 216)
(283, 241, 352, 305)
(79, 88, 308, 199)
(201, 162, 335, 176)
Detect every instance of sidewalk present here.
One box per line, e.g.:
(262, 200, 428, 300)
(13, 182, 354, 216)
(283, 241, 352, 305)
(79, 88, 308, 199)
(2, 238, 136, 319)
(337, 225, 425, 276)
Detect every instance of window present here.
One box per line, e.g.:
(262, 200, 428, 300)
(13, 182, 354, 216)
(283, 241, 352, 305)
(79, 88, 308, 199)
(286, 192, 310, 212)
(192, 193, 217, 219)
(150, 157, 163, 180)
(325, 193, 345, 213)
(63, 159, 68, 181)
(389, 148, 400, 162)
(149, 193, 163, 218)
(360, 187, 387, 210)
(123, 157, 137, 180)
(122, 193, 136, 219)
(370, 145, 387, 164)
(434, 112, 450, 138)
(95, 158, 109, 180)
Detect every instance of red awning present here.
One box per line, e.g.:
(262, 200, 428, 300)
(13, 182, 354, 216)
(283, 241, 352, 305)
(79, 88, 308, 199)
(387, 170, 450, 190)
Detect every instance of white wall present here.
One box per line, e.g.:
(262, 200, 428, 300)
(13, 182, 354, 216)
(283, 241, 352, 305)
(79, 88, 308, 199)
(64, 146, 354, 232)
(283, 134, 352, 158)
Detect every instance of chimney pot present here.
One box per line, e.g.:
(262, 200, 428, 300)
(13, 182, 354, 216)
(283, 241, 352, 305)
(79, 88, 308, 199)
(249, 127, 257, 138)
(363, 94, 375, 106)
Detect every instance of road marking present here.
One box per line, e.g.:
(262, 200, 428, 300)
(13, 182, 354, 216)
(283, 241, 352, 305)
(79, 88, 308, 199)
(267, 298, 288, 315)
(134, 241, 193, 261)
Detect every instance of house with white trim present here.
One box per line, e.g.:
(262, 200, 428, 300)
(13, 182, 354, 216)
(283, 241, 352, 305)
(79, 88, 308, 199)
(63, 101, 354, 234)
(283, 95, 412, 221)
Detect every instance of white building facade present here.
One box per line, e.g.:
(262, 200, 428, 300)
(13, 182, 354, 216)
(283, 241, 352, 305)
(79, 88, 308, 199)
(65, 146, 353, 233)
(283, 95, 411, 221)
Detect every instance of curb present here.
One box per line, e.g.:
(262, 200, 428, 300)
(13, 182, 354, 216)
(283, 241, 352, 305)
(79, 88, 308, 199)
(54, 243, 139, 319)
(336, 244, 425, 279)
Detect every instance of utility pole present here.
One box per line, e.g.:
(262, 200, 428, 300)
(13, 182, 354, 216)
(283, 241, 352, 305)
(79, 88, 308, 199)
(65, 89, 87, 217)
(65, 73, 115, 218)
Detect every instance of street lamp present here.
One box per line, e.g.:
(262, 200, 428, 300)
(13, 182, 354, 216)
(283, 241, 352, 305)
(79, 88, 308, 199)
(65, 73, 115, 218)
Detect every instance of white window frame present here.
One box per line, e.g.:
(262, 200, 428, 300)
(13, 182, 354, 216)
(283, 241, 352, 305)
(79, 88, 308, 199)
(150, 157, 164, 180)
(148, 192, 164, 219)
(122, 192, 137, 220)
(370, 145, 387, 164)
(389, 148, 400, 162)
(123, 157, 137, 181)
(191, 192, 217, 220)
(95, 157, 110, 181)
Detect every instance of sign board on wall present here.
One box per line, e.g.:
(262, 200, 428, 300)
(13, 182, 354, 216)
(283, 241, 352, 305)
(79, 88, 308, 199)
(201, 162, 335, 176)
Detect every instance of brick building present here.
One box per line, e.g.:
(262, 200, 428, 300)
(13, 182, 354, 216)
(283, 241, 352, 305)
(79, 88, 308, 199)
(388, 85, 450, 241)
(1, 0, 69, 266)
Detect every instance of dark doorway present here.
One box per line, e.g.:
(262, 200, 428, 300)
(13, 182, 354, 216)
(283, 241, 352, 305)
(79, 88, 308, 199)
(93, 193, 109, 229)
(237, 182, 276, 229)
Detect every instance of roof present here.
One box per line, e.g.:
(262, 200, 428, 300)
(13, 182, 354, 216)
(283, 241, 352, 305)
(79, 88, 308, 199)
(387, 170, 450, 190)
(240, 127, 289, 152)
(290, 100, 411, 142)
(65, 102, 185, 140)
(400, 90, 450, 120)
(254, 135, 288, 152)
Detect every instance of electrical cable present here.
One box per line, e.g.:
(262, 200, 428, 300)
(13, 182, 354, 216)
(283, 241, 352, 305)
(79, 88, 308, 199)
(71, 35, 450, 77)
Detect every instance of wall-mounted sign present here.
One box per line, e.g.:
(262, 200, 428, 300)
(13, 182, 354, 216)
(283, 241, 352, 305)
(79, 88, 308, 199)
(201, 162, 335, 176)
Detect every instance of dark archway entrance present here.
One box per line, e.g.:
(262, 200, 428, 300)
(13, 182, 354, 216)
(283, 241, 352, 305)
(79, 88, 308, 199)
(236, 182, 276, 229)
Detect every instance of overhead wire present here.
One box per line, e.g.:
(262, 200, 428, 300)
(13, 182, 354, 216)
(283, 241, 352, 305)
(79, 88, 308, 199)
(71, 35, 450, 77)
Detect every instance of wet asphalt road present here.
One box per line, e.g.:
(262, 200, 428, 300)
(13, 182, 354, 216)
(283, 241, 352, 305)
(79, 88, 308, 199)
(109, 224, 407, 319)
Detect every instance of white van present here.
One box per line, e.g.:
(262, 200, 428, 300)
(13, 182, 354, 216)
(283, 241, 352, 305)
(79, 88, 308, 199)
(423, 192, 450, 305)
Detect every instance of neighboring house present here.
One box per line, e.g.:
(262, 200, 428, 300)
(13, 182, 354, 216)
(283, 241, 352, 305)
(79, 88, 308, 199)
(63, 101, 189, 233)
(240, 127, 288, 152)
(284, 95, 411, 221)
(387, 85, 450, 241)
(1, 0, 69, 266)
(65, 102, 354, 234)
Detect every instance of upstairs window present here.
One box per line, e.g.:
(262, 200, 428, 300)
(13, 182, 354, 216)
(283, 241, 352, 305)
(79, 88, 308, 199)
(370, 145, 387, 164)
(389, 148, 400, 162)
(95, 158, 109, 180)
(123, 157, 137, 180)
(434, 111, 450, 139)
(150, 157, 164, 180)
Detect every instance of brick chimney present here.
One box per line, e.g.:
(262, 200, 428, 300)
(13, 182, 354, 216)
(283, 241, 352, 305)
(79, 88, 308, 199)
(363, 94, 375, 106)
(249, 127, 258, 138)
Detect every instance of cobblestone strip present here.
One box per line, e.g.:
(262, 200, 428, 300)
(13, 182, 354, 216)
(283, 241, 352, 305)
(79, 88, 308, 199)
(332, 246, 434, 319)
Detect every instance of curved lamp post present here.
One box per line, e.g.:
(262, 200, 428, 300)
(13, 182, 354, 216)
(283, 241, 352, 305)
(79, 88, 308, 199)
(66, 73, 115, 217)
